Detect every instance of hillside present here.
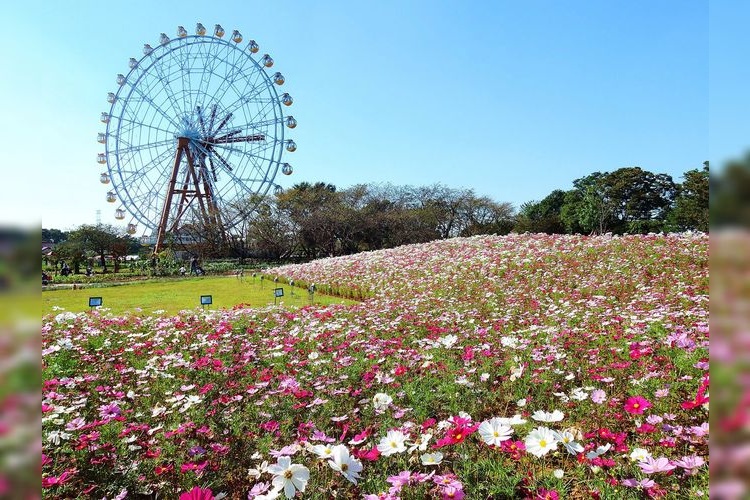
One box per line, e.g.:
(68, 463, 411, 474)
(43, 233, 708, 498)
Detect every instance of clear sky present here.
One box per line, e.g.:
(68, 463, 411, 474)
(3, 1, 722, 231)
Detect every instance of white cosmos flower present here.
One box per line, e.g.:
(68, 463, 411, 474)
(509, 365, 524, 381)
(311, 444, 335, 460)
(531, 410, 565, 422)
(247, 460, 269, 479)
(570, 388, 589, 401)
(267, 456, 309, 499)
(377, 429, 408, 456)
(553, 469, 564, 479)
(524, 427, 559, 458)
(478, 418, 514, 446)
(629, 448, 652, 462)
(327, 445, 362, 484)
(407, 432, 433, 452)
(420, 452, 443, 465)
(438, 334, 458, 348)
(372, 393, 393, 411)
(586, 443, 612, 460)
(553, 430, 584, 455)
(497, 414, 528, 426)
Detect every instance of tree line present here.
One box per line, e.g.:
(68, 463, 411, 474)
(44, 163, 709, 265)
(43, 225, 140, 274)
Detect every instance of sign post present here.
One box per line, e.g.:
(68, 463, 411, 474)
(88, 297, 103, 311)
(200, 295, 212, 309)
(273, 287, 284, 306)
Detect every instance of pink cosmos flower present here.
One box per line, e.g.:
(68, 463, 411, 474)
(386, 470, 412, 489)
(247, 482, 270, 498)
(624, 396, 652, 415)
(441, 485, 465, 499)
(533, 489, 560, 500)
(179, 486, 214, 500)
(672, 455, 705, 474)
(41, 470, 75, 488)
(98, 403, 122, 420)
(622, 478, 655, 488)
(590, 389, 606, 404)
(638, 456, 676, 474)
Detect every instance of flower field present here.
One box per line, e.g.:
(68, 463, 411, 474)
(42, 234, 708, 498)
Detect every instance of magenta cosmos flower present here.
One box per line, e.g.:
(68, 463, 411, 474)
(179, 486, 214, 500)
(624, 396, 652, 415)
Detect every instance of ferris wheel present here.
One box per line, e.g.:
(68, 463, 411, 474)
(97, 23, 297, 251)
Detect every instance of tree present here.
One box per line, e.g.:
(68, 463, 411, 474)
(600, 167, 676, 233)
(710, 155, 750, 227)
(68, 225, 119, 271)
(666, 163, 709, 232)
(52, 240, 86, 274)
(561, 168, 677, 234)
(460, 197, 515, 236)
(246, 197, 298, 259)
(514, 190, 567, 233)
(67, 224, 135, 272)
(42, 228, 68, 243)
(276, 182, 339, 258)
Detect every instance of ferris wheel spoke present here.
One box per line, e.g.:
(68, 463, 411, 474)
(116, 116, 175, 136)
(116, 138, 175, 155)
(122, 81, 182, 129)
(219, 70, 273, 117)
(149, 57, 189, 121)
(117, 146, 176, 188)
(210, 49, 255, 108)
(241, 96, 275, 134)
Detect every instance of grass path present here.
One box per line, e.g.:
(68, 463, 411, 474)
(42, 275, 356, 316)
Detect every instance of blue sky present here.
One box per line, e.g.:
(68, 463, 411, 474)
(3, 1, 722, 230)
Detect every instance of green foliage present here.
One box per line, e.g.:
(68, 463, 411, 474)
(666, 164, 709, 231)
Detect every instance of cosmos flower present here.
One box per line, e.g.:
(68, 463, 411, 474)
(497, 414, 528, 426)
(629, 448, 652, 462)
(672, 455, 705, 474)
(531, 410, 564, 423)
(372, 393, 393, 411)
(585, 443, 611, 460)
(524, 427, 559, 457)
(267, 456, 309, 498)
(421, 452, 443, 465)
(638, 456, 676, 474)
(590, 389, 606, 404)
(377, 430, 408, 456)
(328, 445, 363, 484)
(310, 444, 335, 460)
(622, 478, 655, 489)
(478, 418, 513, 446)
(179, 487, 214, 500)
(624, 396, 652, 415)
(553, 430, 584, 455)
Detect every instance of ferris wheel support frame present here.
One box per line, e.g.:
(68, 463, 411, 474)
(153, 137, 220, 253)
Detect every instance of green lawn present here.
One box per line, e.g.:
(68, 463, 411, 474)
(42, 275, 357, 316)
